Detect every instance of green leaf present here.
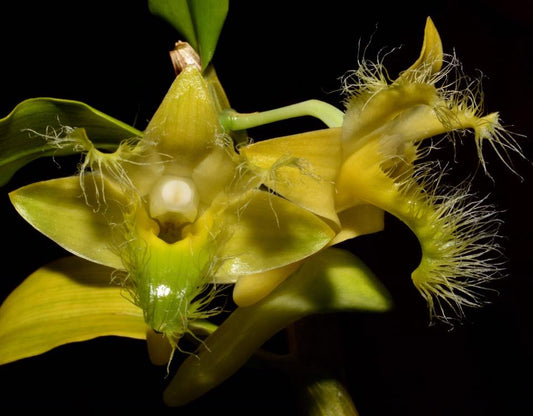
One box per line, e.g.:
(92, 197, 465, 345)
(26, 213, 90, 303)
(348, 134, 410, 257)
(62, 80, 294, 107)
(164, 248, 392, 406)
(149, 0, 198, 48)
(148, 0, 229, 69)
(9, 175, 125, 270)
(188, 0, 229, 68)
(0, 98, 141, 187)
(0, 256, 146, 365)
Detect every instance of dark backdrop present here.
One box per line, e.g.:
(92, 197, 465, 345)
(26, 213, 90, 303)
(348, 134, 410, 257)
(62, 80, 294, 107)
(0, 1, 531, 415)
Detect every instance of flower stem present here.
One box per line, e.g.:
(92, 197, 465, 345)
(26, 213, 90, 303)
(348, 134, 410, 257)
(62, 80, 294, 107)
(299, 377, 359, 416)
(163, 249, 390, 406)
(288, 316, 359, 416)
(219, 99, 344, 131)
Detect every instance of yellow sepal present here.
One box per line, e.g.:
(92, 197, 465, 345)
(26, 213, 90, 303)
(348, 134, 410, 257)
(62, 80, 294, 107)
(402, 17, 443, 79)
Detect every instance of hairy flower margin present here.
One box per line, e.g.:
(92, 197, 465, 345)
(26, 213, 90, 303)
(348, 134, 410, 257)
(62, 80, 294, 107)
(338, 18, 522, 322)
(238, 17, 523, 323)
(0, 14, 523, 401)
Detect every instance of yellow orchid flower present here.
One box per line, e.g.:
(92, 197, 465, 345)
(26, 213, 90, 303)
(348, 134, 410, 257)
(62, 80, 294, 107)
(336, 17, 520, 321)
(0, 4, 522, 411)
(1, 65, 335, 362)
(236, 18, 521, 322)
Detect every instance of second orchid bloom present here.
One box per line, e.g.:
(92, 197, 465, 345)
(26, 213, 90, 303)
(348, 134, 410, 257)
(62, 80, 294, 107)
(239, 18, 519, 321)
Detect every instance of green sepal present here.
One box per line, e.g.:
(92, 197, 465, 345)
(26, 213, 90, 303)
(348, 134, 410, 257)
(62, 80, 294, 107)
(0, 256, 146, 365)
(164, 248, 392, 406)
(0, 98, 141, 186)
(148, 0, 229, 69)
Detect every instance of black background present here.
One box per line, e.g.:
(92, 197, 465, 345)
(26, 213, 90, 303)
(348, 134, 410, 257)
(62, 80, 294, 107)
(0, 1, 532, 415)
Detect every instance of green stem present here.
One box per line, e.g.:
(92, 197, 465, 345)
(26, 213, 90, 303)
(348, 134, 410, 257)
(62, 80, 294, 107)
(219, 99, 344, 131)
(298, 377, 359, 416)
(288, 316, 359, 415)
(164, 293, 306, 406)
(163, 249, 391, 406)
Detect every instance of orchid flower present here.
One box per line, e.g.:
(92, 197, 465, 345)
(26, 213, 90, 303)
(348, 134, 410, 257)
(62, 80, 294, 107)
(1, 61, 339, 360)
(232, 18, 522, 322)
(0, 2, 391, 410)
(0, 2, 522, 412)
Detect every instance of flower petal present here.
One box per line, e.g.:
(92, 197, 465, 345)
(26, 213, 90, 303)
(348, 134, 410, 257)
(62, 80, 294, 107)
(335, 138, 393, 212)
(215, 190, 335, 278)
(232, 262, 302, 307)
(240, 128, 342, 226)
(332, 204, 385, 245)
(337, 137, 503, 321)
(9, 175, 125, 269)
(231, 203, 385, 306)
(342, 83, 437, 158)
(231, 202, 385, 305)
(0, 256, 145, 365)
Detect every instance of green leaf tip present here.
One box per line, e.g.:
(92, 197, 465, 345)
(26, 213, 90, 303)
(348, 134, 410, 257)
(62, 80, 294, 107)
(148, 0, 229, 70)
(0, 98, 140, 187)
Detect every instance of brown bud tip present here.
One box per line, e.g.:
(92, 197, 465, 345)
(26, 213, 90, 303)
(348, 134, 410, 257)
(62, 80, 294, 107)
(169, 41, 201, 75)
